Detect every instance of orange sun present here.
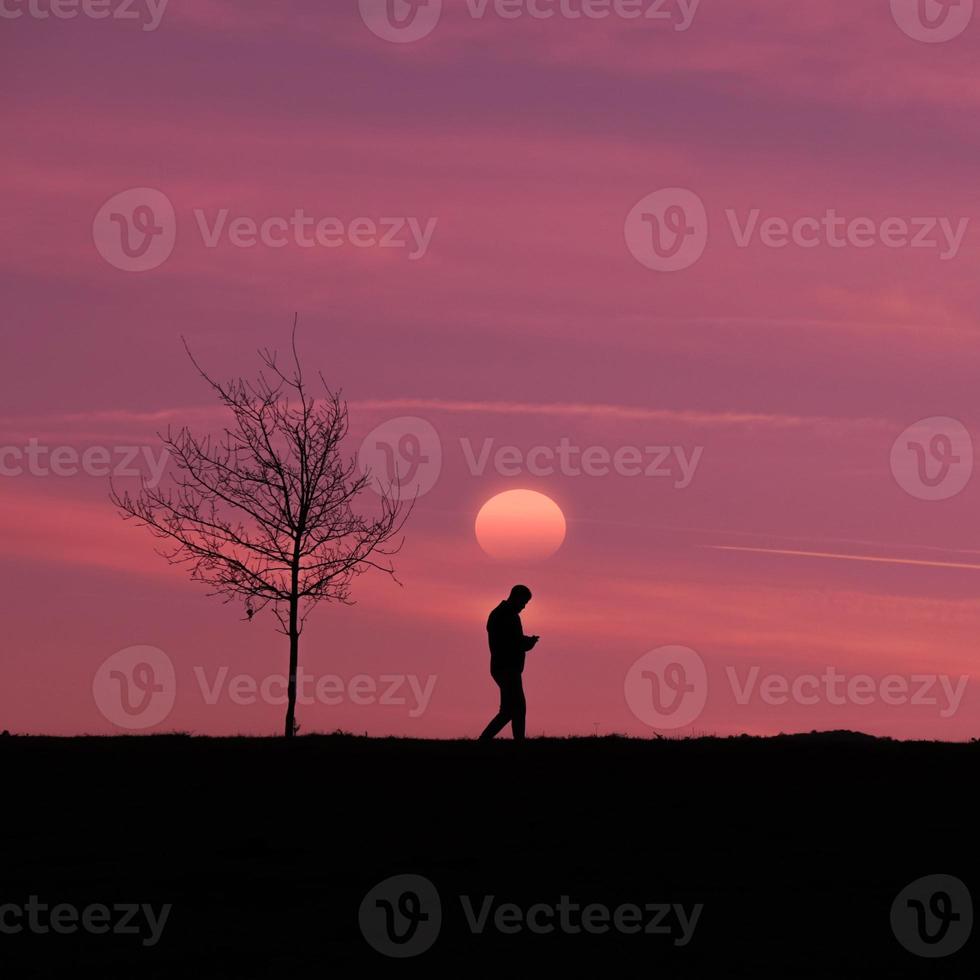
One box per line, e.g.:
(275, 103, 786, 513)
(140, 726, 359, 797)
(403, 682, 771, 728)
(475, 489, 566, 561)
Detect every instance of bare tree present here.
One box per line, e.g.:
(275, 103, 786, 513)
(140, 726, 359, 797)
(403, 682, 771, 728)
(111, 322, 410, 737)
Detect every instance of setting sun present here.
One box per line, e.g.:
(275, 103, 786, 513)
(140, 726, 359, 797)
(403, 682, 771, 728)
(475, 489, 567, 561)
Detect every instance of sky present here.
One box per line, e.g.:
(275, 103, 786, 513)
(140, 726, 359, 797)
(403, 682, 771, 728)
(4, 0, 980, 738)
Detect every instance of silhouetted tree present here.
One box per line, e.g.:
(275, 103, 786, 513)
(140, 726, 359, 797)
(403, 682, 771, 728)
(111, 323, 409, 737)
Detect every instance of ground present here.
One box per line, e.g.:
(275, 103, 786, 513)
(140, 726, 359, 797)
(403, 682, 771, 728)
(0, 731, 975, 977)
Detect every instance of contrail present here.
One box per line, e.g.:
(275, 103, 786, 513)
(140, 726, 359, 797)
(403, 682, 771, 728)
(701, 545, 980, 572)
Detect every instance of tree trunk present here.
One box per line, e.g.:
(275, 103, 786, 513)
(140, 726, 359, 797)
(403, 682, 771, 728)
(284, 593, 299, 738)
(284, 533, 303, 737)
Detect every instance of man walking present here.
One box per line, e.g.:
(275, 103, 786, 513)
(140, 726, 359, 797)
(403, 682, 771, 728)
(479, 584, 539, 741)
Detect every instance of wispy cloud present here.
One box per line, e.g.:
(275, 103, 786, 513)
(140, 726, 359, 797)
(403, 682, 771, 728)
(703, 545, 980, 573)
(353, 398, 890, 431)
(3, 399, 892, 437)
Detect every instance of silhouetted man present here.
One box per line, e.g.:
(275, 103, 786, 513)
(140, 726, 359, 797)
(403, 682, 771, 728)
(479, 584, 539, 741)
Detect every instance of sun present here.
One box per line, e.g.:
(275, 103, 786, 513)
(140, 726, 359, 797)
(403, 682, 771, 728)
(475, 489, 566, 561)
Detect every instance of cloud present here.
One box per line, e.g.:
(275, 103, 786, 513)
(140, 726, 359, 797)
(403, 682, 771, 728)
(1, 397, 893, 446)
(702, 544, 980, 573)
(353, 397, 891, 431)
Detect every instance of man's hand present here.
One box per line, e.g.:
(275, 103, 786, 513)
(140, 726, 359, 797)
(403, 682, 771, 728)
(528, 635, 540, 648)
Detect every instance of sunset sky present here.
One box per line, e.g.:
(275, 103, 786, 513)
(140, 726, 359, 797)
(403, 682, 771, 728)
(4, 1, 980, 738)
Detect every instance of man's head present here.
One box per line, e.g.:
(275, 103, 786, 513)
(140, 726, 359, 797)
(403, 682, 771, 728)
(508, 584, 532, 611)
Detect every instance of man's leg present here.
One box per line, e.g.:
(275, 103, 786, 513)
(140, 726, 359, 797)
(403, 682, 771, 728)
(508, 674, 526, 741)
(479, 672, 511, 740)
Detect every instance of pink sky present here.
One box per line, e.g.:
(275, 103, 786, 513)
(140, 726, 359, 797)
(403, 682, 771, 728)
(4, 0, 980, 738)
